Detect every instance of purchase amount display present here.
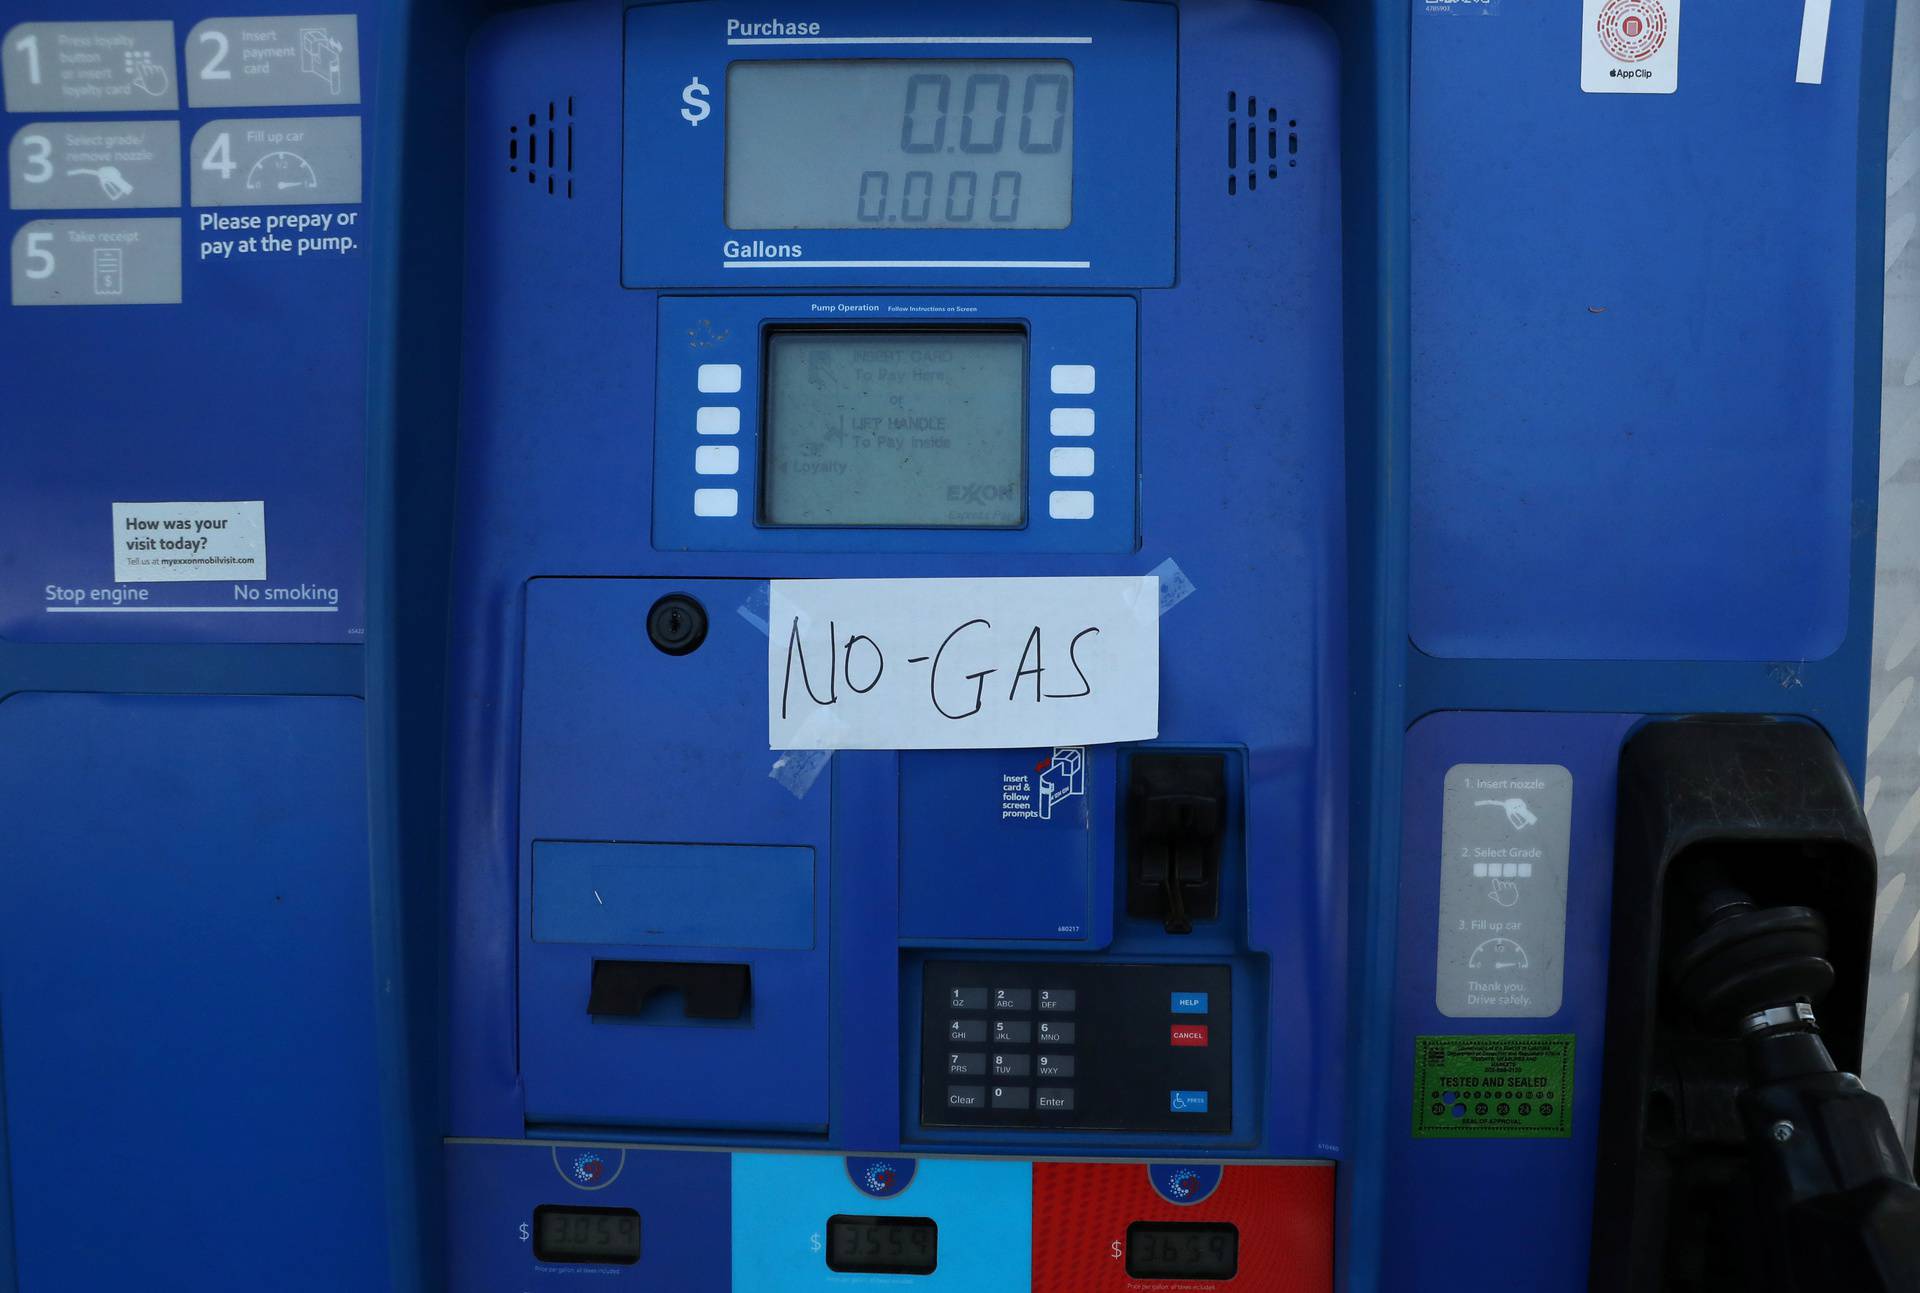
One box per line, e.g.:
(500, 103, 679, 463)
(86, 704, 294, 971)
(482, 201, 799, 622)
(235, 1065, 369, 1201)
(761, 330, 1026, 527)
(726, 60, 1073, 229)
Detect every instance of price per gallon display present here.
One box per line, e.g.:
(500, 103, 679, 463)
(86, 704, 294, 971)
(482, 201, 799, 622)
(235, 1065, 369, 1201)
(725, 60, 1073, 230)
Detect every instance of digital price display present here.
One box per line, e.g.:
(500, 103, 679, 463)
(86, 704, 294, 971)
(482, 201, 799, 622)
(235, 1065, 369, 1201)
(761, 328, 1026, 527)
(531, 1205, 641, 1265)
(726, 61, 1073, 229)
(825, 1214, 938, 1274)
(1125, 1222, 1239, 1280)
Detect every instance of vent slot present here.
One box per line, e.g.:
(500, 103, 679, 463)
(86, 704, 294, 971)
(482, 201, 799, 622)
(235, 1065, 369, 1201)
(1226, 91, 1295, 194)
(508, 97, 575, 198)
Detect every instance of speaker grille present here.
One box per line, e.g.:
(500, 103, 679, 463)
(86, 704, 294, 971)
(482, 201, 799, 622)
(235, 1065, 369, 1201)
(509, 97, 574, 198)
(1225, 91, 1296, 195)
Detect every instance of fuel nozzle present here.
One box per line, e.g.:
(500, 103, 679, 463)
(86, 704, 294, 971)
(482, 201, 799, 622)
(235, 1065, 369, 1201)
(1667, 863, 1920, 1292)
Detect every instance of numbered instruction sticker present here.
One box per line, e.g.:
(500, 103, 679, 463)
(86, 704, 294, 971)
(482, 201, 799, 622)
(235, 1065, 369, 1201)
(190, 117, 361, 206)
(9, 120, 181, 210)
(112, 501, 266, 583)
(1414, 1034, 1574, 1139)
(11, 218, 180, 305)
(2, 22, 178, 112)
(184, 15, 360, 107)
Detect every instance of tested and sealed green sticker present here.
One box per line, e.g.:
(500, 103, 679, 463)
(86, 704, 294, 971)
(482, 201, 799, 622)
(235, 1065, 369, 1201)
(1414, 1034, 1574, 1138)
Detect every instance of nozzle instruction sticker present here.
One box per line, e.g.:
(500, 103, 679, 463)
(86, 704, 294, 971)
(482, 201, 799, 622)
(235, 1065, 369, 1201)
(1436, 763, 1574, 1017)
(112, 501, 265, 582)
(768, 576, 1160, 751)
(1414, 1034, 1574, 1138)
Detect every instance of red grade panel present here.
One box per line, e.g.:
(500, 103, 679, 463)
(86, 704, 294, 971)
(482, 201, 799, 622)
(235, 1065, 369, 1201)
(1031, 1163, 1335, 1292)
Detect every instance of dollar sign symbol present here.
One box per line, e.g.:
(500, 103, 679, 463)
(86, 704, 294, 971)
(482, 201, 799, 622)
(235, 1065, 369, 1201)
(1110, 1240, 1123, 1259)
(809, 1232, 823, 1253)
(518, 1223, 530, 1242)
(680, 76, 711, 126)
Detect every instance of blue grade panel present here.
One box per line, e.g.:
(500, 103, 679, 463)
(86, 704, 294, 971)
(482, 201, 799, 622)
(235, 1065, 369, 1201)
(445, 1142, 731, 1290)
(0, 693, 389, 1291)
(1409, 2, 1867, 660)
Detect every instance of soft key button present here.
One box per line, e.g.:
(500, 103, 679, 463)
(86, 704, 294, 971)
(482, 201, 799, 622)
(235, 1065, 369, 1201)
(696, 407, 739, 435)
(692, 488, 738, 518)
(1050, 364, 1096, 395)
(696, 363, 742, 394)
(694, 445, 738, 475)
(1049, 491, 1095, 521)
(1050, 447, 1095, 478)
(1050, 408, 1094, 437)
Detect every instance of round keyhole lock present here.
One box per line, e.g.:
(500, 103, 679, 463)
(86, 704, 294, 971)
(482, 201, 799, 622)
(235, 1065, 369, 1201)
(646, 594, 708, 656)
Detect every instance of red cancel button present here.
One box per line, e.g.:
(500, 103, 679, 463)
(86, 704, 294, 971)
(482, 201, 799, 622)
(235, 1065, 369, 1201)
(1170, 1024, 1210, 1047)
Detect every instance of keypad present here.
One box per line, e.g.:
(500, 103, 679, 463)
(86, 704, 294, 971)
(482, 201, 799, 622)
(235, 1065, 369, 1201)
(921, 961, 1231, 1133)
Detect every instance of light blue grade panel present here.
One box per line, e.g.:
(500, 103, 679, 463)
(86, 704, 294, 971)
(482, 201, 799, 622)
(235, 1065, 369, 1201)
(0, 693, 389, 1292)
(731, 1152, 1032, 1289)
(1410, 2, 1866, 660)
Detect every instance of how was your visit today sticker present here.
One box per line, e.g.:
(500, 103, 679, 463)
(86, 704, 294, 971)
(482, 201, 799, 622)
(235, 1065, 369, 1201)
(111, 500, 266, 582)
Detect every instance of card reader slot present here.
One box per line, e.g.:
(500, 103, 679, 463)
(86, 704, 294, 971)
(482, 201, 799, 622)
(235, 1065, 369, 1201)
(588, 959, 751, 1021)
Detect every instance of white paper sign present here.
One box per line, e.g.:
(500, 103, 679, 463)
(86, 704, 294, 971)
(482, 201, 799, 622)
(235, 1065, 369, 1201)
(112, 500, 266, 582)
(768, 576, 1160, 750)
(1581, 0, 1681, 95)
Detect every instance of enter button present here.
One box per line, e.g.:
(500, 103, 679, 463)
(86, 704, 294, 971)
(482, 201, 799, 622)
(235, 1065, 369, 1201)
(1171, 1024, 1209, 1047)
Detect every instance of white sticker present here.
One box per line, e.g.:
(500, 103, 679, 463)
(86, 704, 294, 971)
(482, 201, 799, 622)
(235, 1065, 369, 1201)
(1581, 0, 1681, 95)
(768, 577, 1159, 751)
(112, 501, 266, 582)
(1796, 0, 1831, 85)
